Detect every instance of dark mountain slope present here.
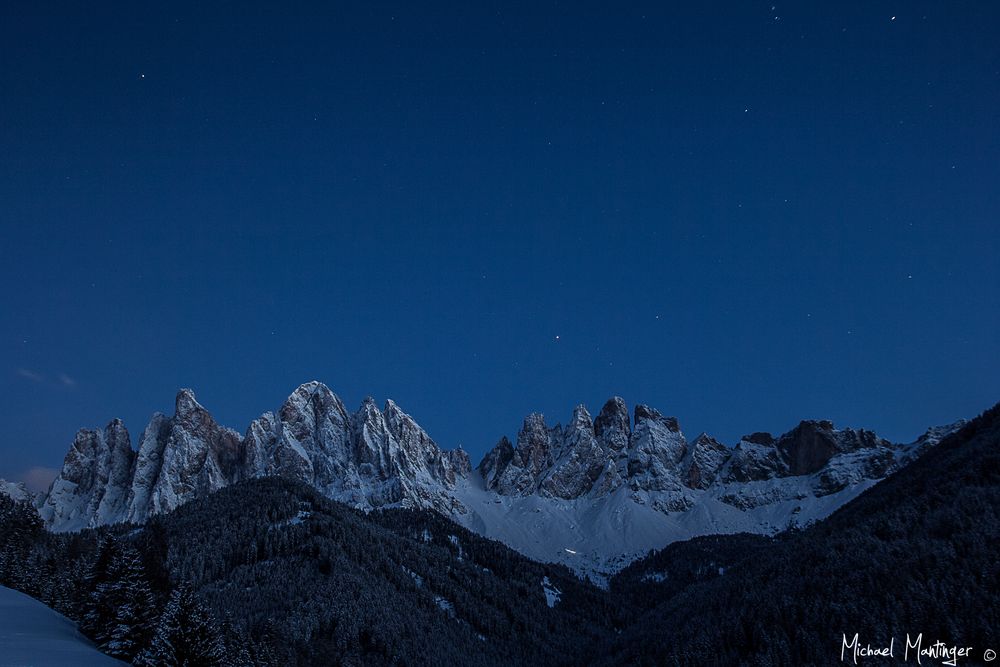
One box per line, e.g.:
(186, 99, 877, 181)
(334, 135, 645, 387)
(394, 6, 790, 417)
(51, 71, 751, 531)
(610, 532, 774, 612)
(600, 402, 1000, 666)
(134, 477, 614, 666)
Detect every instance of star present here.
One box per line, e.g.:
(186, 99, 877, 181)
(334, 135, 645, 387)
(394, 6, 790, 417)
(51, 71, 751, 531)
(555, 335, 560, 341)
(139, 73, 145, 79)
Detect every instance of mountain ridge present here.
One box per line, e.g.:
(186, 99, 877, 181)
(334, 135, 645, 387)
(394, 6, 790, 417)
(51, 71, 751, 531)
(20, 381, 964, 576)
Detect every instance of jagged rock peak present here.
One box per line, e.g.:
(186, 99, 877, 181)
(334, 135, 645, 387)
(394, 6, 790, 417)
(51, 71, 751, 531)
(776, 419, 889, 476)
(570, 404, 593, 428)
(283, 379, 335, 403)
(594, 397, 630, 452)
(478, 436, 515, 490)
(634, 404, 681, 433)
(522, 412, 547, 429)
(743, 431, 775, 446)
(295, 379, 330, 393)
(495, 435, 514, 455)
(174, 388, 202, 416)
(278, 381, 348, 429)
(515, 414, 552, 461)
(595, 397, 629, 429)
(691, 432, 724, 447)
(40, 418, 136, 531)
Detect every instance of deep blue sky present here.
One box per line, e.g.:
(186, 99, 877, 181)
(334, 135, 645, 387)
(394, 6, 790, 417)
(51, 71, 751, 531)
(2, 2, 998, 487)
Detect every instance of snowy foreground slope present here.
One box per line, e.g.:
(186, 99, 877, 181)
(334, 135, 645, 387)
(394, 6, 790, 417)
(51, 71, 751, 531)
(24, 382, 963, 578)
(0, 586, 124, 666)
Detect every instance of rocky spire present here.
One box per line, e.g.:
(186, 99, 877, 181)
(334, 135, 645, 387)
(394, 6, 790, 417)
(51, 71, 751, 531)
(125, 413, 170, 523)
(270, 381, 352, 485)
(40, 419, 135, 530)
(144, 389, 242, 518)
(540, 405, 606, 499)
(594, 397, 630, 454)
(478, 436, 514, 490)
(491, 413, 555, 495)
(627, 405, 688, 492)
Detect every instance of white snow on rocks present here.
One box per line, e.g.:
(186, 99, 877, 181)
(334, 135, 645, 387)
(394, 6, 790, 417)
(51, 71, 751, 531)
(34, 385, 965, 583)
(541, 576, 562, 608)
(433, 595, 456, 618)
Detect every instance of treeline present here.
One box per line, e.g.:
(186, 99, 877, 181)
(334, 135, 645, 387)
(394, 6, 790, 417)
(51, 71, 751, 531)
(0, 493, 267, 664)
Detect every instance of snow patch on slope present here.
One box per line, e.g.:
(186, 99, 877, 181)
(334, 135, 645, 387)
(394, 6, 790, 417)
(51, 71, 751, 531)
(451, 477, 878, 583)
(0, 585, 125, 666)
(541, 576, 562, 608)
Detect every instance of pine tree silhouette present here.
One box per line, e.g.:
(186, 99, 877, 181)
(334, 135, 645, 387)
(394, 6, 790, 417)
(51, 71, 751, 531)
(136, 584, 226, 666)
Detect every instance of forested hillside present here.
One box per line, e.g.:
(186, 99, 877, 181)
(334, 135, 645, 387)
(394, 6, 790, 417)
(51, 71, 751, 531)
(2, 476, 617, 665)
(598, 402, 1000, 665)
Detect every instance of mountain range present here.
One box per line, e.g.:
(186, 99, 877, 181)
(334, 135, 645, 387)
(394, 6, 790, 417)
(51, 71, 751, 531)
(19, 381, 963, 577)
(1, 394, 997, 665)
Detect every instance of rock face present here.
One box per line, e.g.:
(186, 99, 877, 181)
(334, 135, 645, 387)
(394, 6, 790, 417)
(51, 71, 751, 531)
(40, 383, 469, 531)
(33, 383, 964, 575)
(39, 419, 134, 529)
(682, 434, 729, 489)
(134, 389, 243, 522)
(477, 404, 962, 512)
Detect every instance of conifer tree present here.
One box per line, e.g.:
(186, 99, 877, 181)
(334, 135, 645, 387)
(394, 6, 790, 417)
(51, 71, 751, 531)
(79, 536, 119, 644)
(101, 545, 156, 660)
(137, 584, 226, 666)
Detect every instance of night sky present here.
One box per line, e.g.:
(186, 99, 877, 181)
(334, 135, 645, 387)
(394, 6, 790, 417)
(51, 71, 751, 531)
(2, 2, 998, 488)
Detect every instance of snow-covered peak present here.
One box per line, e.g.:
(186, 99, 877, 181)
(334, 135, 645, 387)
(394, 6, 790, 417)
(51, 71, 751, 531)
(35, 385, 963, 580)
(40, 420, 135, 531)
(40, 383, 476, 531)
(278, 381, 348, 427)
